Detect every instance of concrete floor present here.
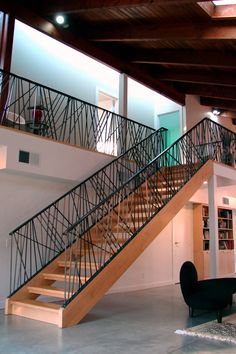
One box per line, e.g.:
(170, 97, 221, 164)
(1, 284, 236, 354)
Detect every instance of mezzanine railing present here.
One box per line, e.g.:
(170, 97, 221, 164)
(0, 69, 154, 155)
(9, 127, 167, 294)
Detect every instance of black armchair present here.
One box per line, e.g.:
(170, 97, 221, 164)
(180, 261, 236, 323)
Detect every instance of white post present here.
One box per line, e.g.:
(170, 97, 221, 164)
(119, 73, 128, 117)
(208, 174, 218, 278)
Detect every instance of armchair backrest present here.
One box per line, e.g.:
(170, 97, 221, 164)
(180, 261, 198, 303)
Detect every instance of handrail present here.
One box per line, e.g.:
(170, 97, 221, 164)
(0, 69, 155, 155)
(9, 126, 167, 294)
(61, 118, 236, 305)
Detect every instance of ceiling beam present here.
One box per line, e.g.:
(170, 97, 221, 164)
(131, 49, 236, 68)
(38, 0, 215, 14)
(158, 69, 236, 86)
(0, 1, 185, 105)
(91, 21, 236, 41)
(212, 5, 236, 20)
(197, 1, 214, 17)
(177, 83, 236, 100)
(200, 97, 236, 111)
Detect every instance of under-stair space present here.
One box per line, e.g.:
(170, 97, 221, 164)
(5, 118, 236, 327)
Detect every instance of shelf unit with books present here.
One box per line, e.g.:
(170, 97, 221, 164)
(193, 204, 234, 279)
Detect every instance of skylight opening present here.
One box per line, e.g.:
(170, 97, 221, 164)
(213, 1, 236, 5)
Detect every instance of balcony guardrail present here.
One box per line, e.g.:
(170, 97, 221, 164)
(0, 69, 155, 155)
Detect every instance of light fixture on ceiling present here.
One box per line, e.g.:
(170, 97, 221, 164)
(212, 107, 224, 116)
(55, 15, 65, 25)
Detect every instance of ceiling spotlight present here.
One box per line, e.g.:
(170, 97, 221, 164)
(212, 108, 223, 116)
(55, 15, 65, 25)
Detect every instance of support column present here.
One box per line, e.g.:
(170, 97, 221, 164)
(208, 174, 219, 278)
(118, 73, 128, 154)
(119, 73, 128, 117)
(0, 12, 15, 71)
(0, 12, 15, 124)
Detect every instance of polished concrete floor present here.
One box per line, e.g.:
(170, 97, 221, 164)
(1, 284, 236, 354)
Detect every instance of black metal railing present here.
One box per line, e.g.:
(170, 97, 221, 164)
(9, 127, 167, 294)
(61, 118, 236, 305)
(0, 69, 155, 155)
(9, 118, 236, 304)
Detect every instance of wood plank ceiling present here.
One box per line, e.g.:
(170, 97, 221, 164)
(2, 0, 236, 116)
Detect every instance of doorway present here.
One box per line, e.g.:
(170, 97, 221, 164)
(97, 90, 118, 155)
(158, 110, 181, 147)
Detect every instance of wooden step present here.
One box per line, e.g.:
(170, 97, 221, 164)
(57, 260, 98, 270)
(11, 299, 61, 311)
(8, 299, 61, 325)
(43, 272, 87, 283)
(27, 285, 66, 299)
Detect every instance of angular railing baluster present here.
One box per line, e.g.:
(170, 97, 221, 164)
(8, 126, 167, 295)
(62, 118, 236, 306)
(0, 69, 154, 153)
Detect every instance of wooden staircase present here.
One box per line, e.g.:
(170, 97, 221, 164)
(5, 161, 214, 327)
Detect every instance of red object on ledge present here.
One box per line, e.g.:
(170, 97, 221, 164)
(34, 108, 43, 124)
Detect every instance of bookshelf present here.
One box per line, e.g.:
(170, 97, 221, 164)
(193, 204, 234, 279)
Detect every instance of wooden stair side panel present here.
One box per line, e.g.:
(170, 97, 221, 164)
(60, 161, 214, 328)
(5, 250, 68, 314)
(6, 298, 62, 326)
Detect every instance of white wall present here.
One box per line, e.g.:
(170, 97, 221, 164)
(127, 78, 158, 128)
(12, 21, 119, 106)
(0, 127, 114, 182)
(0, 172, 73, 308)
(127, 78, 183, 129)
(12, 21, 182, 130)
(109, 204, 193, 293)
(0, 127, 114, 308)
(186, 95, 236, 132)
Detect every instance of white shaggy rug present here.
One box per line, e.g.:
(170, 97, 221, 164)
(175, 314, 236, 344)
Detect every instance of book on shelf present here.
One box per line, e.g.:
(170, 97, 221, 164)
(203, 230, 209, 239)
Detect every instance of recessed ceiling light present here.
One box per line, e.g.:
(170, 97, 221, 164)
(55, 15, 65, 25)
(212, 108, 224, 116)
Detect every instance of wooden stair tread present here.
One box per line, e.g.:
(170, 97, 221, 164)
(57, 260, 97, 269)
(43, 272, 87, 283)
(27, 285, 66, 298)
(10, 299, 61, 311)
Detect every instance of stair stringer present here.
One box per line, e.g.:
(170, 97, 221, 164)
(60, 160, 214, 328)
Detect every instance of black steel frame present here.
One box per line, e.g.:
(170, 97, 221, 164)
(62, 118, 236, 305)
(9, 126, 167, 295)
(8, 118, 236, 305)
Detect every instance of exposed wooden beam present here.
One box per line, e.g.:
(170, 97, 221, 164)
(38, 0, 215, 14)
(131, 49, 236, 68)
(91, 22, 236, 41)
(200, 97, 236, 111)
(197, 1, 214, 17)
(158, 69, 236, 86)
(212, 5, 236, 20)
(0, 0, 185, 105)
(177, 83, 236, 100)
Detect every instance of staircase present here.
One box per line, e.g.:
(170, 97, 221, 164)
(5, 118, 236, 327)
